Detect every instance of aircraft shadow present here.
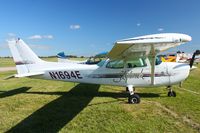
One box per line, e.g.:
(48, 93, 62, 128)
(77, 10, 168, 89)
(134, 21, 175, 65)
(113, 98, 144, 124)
(5, 84, 160, 133)
(139, 93, 160, 98)
(0, 87, 31, 98)
(4, 89, 159, 99)
(0, 87, 160, 100)
(6, 84, 100, 133)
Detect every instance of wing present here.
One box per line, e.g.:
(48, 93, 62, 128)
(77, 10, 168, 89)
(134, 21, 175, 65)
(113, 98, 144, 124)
(108, 33, 191, 60)
(108, 33, 192, 85)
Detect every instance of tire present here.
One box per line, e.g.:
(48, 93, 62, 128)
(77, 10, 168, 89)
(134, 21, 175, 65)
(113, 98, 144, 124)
(168, 91, 176, 97)
(128, 94, 140, 104)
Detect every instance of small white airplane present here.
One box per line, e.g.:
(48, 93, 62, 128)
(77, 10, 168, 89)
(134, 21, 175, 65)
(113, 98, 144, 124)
(57, 51, 107, 64)
(160, 51, 200, 64)
(57, 52, 88, 64)
(7, 33, 193, 104)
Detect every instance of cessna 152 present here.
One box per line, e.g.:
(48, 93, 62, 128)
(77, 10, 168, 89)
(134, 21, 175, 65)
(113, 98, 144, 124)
(8, 33, 192, 104)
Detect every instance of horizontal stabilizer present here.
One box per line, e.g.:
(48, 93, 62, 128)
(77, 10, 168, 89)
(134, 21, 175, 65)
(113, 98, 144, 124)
(3, 75, 15, 80)
(15, 72, 45, 78)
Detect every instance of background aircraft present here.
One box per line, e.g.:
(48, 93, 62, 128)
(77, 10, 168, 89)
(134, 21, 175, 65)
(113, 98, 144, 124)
(160, 51, 200, 63)
(57, 51, 108, 65)
(8, 33, 193, 104)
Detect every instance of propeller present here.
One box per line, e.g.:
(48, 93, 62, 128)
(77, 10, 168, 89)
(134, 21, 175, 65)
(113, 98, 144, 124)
(189, 50, 200, 68)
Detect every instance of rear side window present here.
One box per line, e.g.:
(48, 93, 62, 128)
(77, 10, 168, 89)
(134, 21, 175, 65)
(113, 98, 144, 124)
(126, 58, 147, 68)
(106, 60, 124, 69)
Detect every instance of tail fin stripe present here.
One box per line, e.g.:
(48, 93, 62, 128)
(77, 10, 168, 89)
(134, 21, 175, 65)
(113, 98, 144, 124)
(15, 61, 34, 65)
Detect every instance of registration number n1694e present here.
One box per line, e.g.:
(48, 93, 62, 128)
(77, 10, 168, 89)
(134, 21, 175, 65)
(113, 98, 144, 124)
(49, 71, 82, 79)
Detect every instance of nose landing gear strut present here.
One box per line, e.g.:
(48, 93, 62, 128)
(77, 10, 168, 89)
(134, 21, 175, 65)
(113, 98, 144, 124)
(167, 86, 176, 97)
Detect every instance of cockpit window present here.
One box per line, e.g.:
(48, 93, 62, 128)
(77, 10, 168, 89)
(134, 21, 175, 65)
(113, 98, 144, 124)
(106, 60, 124, 69)
(126, 58, 147, 68)
(97, 60, 106, 67)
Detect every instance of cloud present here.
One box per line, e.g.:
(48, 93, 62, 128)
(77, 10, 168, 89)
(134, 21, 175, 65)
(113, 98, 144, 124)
(29, 44, 51, 50)
(43, 35, 53, 39)
(7, 33, 17, 40)
(8, 33, 16, 37)
(28, 35, 53, 40)
(158, 28, 164, 32)
(136, 23, 141, 27)
(0, 44, 8, 50)
(29, 35, 42, 39)
(70, 24, 81, 30)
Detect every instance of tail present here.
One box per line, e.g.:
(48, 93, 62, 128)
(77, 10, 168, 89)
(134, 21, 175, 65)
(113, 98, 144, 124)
(7, 38, 44, 75)
(57, 51, 68, 62)
(57, 52, 67, 59)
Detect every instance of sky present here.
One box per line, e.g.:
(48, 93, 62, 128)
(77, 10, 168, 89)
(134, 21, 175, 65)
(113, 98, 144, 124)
(0, 0, 200, 57)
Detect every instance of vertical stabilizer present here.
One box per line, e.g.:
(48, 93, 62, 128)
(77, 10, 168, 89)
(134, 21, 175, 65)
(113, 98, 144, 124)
(7, 38, 44, 74)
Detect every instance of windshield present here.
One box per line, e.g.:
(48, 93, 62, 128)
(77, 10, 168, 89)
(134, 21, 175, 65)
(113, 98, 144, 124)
(97, 60, 106, 67)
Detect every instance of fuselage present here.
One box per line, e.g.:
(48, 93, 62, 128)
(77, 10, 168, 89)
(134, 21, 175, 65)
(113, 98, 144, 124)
(26, 58, 190, 87)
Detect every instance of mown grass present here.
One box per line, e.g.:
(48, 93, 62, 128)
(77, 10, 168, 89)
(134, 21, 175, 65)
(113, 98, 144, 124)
(0, 58, 15, 67)
(0, 63, 200, 132)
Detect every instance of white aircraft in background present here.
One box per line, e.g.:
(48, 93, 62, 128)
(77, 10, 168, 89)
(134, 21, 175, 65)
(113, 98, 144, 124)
(8, 33, 193, 104)
(57, 51, 107, 64)
(160, 51, 200, 64)
(57, 52, 88, 64)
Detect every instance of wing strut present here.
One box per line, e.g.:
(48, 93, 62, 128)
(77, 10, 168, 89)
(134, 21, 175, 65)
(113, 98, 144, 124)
(149, 44, 156, 85)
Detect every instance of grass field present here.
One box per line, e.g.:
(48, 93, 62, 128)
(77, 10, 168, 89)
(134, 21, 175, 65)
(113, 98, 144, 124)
(0, 58, 15, 67)
(0, 57, 87, 67)
(0, 58, 200, 133)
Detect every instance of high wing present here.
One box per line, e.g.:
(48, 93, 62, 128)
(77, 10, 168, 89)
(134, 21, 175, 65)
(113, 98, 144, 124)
(108, 33, 192, 60)
(108, 33, 192, 85)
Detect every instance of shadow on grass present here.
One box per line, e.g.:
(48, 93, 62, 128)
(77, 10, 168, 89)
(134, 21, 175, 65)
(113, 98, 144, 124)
(6, 84, 100, 133)
(0, 87, 31, 98)
(139, 93, 160, 98)
(5, 84, 161, 133)
(5, 89, 159, 99)
(0, 87, 160, 100)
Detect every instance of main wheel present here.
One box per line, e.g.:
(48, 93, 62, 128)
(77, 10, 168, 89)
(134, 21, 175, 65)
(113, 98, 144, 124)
(128, 94, 140, 104)
(168, 91, 176, 97)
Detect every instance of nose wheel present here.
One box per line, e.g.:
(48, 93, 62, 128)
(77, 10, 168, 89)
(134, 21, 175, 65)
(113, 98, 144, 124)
(127, 85, 140, 104)
(167, 86, 176, 97)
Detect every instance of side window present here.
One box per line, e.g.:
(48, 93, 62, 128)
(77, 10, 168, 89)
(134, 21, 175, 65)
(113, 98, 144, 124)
(126, 58, 147, 68)
(106, 60, 124, 69)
